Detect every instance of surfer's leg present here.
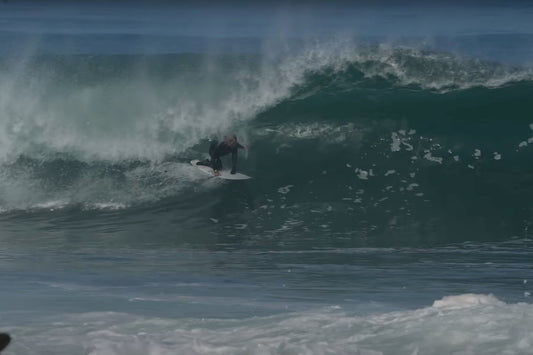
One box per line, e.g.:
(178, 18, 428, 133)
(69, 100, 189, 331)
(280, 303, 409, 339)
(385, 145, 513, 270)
(196, 159, 210, 166)
(209, 140, 218, 156)
(197, 140, 220, 166)
(212, 158, 222, 171)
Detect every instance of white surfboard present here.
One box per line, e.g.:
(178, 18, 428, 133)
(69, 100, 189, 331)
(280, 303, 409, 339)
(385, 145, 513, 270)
(190, 160, 252, 180)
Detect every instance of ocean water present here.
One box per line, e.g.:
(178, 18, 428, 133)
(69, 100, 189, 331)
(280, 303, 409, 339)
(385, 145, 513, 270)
(1, 1, 533, 354)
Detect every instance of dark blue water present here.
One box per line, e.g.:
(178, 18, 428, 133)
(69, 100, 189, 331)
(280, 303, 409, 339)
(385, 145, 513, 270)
(1, 1, 533, 354)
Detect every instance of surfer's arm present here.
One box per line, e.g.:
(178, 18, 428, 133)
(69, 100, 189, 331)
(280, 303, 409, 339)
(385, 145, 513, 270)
(231, 150, 238, 174)
(230, 143, 245, 174)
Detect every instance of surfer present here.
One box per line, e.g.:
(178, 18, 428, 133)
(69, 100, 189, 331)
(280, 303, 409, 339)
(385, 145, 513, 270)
(197, 135, 244, 175)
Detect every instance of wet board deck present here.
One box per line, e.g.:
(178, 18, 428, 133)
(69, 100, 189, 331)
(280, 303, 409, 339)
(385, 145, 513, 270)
(190, 160, 252, 180)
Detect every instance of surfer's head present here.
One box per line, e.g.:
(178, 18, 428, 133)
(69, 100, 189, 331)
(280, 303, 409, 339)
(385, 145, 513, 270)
(225, 134, 238, 148)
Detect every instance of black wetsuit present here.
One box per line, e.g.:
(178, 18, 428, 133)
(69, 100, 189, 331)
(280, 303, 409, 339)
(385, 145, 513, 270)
(201, 140, 243, 174)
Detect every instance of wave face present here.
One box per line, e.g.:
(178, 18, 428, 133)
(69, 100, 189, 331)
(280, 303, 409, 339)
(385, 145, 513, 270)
(1, 41, 533, 246)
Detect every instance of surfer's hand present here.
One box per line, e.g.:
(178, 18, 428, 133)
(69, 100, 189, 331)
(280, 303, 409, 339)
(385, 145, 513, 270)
(231, 169, 236, 174)
(214, 170, 220, 176)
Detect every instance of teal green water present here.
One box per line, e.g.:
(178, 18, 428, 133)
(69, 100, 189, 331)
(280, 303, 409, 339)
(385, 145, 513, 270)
(1, 49, 533, 246)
